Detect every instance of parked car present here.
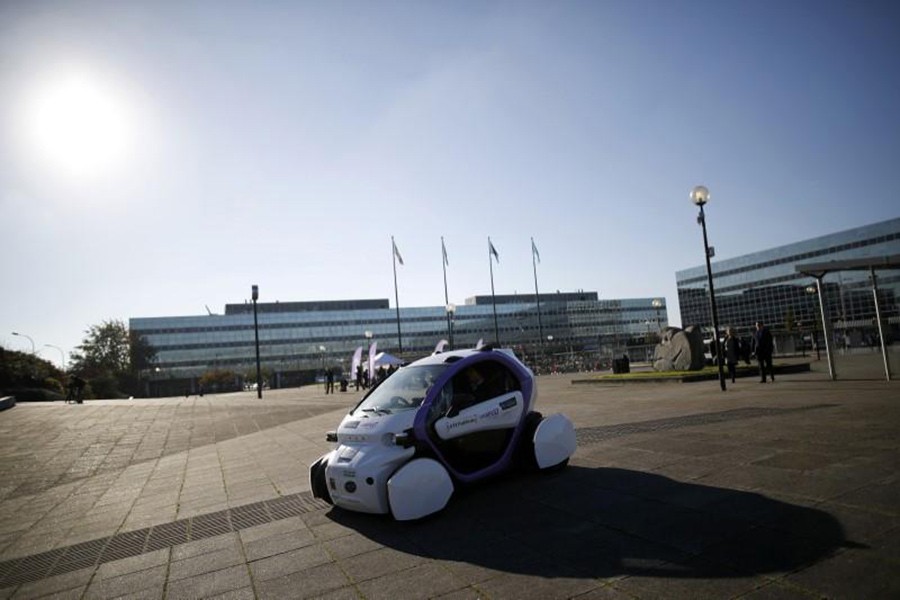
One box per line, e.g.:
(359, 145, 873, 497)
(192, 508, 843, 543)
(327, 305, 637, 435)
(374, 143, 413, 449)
(309, 347, 576, 520)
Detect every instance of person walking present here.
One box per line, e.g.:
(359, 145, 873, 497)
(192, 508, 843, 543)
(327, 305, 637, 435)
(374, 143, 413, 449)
(325, 368, 335, 394)
(724, 327, 739, 383)
(753, 321, 775, 383)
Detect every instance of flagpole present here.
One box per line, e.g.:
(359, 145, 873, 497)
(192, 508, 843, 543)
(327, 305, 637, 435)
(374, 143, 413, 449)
(532, 237, 544, 347)
(489, 237, 500, 346)
(392, 236, 403, 355)
(442, 237, 451, 347)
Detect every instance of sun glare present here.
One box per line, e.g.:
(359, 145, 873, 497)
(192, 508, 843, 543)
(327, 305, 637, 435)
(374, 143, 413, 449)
(22, 68, 135, 180)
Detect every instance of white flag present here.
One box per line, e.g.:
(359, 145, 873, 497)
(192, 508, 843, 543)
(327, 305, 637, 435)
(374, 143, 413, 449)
(368, 341, 378, 382)
(350, 347, 362, 381)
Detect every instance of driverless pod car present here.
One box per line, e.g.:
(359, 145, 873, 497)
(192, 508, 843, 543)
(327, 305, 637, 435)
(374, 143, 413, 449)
(309, 347, 576, 520)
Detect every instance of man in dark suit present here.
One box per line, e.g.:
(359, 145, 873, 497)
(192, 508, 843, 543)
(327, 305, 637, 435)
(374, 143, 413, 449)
(753, 321, 775, 383)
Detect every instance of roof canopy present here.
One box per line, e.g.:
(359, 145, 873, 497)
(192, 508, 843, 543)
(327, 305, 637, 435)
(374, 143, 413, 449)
(795, 254, 900, 278)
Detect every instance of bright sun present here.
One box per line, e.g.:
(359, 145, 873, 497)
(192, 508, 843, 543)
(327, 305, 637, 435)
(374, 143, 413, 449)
(22, 68, 135, 180)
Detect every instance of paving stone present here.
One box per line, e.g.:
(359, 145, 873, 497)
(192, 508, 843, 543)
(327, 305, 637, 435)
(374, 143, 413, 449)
(255, 562, 351, 600)
(202, 587, 256, 600)
(322, 533, 383, 560)
(249, 544, 332, 581)
(164, 564, 251, 599)
(355, 563, 466, 600)
(171, 533, 239, 562)
(238, 517, 308, 545)
(88, 565, 166, 599)
(0, 374, 897, 598)
(10, 567, 93, 600)
(97, 549, 169, 581)
(339, 547, 426, 584)
(785, 549, 900, 599)
(243, 529, 317, 562)
(168, 544, 244, 581)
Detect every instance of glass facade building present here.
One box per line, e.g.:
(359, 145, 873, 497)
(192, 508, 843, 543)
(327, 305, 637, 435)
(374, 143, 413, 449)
(130, 292, 668, 391)
(676, 218, 900, 347)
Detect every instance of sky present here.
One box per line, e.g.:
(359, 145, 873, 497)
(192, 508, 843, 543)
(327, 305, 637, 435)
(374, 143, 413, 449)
(1, 0, 899, 366)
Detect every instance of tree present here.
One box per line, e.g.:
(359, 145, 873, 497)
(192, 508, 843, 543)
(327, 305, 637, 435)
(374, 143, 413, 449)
(69, 320, 157, 398)
(70, 320, 130, 376)
(129, 330, 157, 373)
(0, 347, 66, 400)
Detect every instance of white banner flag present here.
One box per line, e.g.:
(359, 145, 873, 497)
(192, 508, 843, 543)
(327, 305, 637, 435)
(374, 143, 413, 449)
(368, 341, 378, 383)
(350, 347, 363, 381)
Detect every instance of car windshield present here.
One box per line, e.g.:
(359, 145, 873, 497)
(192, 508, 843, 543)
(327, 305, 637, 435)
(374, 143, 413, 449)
(354, 365, 447, 415)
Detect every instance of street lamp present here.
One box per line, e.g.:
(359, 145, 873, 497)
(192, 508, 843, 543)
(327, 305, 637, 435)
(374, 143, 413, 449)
(252, 285, 262, 399)
(806, 286, 821, 361)
(319, 345, 326, 372)
(690, 185, 726, 391)
(445, 304, 456, 349)
(652, 298, 663, 331)
(11, 332, 35, 354)
(44, 344, 66, 370)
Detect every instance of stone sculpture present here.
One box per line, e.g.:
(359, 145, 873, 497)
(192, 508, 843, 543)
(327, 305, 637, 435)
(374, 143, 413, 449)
(652, 326, 706, 371)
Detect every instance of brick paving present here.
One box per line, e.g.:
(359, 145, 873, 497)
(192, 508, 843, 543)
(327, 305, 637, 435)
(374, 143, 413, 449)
(0, 356, 898, 599)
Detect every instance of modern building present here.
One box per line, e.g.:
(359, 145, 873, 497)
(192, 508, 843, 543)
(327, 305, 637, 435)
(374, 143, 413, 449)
(676, 217, 900, 348)
(130, 291, 668, 393)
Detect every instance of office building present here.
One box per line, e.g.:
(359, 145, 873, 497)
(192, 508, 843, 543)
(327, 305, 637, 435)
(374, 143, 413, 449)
(676, 217, 900, 346)
(130, 291, 668, 392)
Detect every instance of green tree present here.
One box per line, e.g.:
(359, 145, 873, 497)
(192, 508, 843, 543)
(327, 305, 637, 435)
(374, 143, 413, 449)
(199, 369, 239, 393)
(69, 320, 157, 398)
(129, 330, 157, 372)
(0, 347, 66, 400)
(70, 320, 130, 376)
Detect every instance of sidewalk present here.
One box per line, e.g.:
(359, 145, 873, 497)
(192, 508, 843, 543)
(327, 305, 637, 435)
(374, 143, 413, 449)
(0, 365, 897, 599)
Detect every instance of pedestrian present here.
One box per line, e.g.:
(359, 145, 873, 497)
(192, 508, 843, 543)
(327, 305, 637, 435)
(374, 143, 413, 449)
(753, 321, 775, 383)
(325, 368, 334, 394)
(355, 364, 363, 391)
(67, 376, 86, 403)
(724, 327, 739, 383)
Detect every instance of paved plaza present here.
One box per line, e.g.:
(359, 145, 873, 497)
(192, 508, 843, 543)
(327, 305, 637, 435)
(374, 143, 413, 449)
(1, 354, 898, 599)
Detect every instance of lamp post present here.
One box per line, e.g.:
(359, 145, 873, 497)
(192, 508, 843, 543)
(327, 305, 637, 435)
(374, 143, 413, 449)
(11, 332, 35, 354)
(806, 286, 821, 361)
(44, 344, 66, 370)
(690, 185, 726, 391)
(319, 345, 326, 372)
(252, 285, 262, 399)
(364, 331, 373, 387)
(644, 320, 653, 361)
(446, 303, 456, 349)
(652, 298, 663, 331)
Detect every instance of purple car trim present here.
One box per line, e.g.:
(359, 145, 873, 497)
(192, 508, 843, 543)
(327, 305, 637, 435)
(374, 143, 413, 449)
(412, 351, 534, 484)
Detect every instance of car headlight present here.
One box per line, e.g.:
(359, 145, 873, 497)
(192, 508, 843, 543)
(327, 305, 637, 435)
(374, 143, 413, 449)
(382, 429, 415, 448)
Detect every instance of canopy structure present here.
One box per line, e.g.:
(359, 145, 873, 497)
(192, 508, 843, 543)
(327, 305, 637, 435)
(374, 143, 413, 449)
(796, 254, 900, 381)
(373, 352, 404, 367)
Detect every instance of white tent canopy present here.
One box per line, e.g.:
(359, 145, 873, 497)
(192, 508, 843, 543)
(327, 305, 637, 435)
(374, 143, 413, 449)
(373, 352, 404, 367)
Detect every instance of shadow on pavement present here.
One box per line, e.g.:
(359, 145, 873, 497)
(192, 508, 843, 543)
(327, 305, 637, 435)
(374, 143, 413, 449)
(327, 466, 850, 579)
